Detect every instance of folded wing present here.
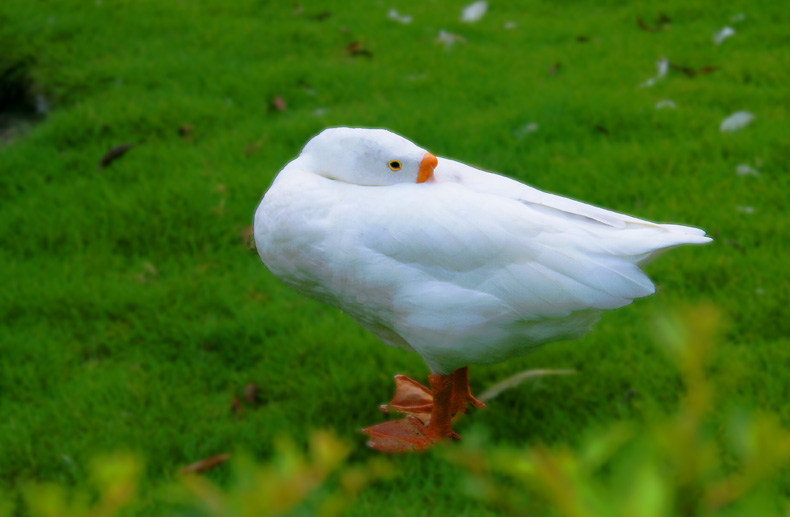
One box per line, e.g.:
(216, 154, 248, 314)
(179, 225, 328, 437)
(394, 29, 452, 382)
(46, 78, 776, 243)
(435, 157, 710, 238)
(338, 176, 708, 324)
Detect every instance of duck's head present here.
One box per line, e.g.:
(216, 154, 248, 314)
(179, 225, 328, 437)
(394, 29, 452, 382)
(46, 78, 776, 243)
(299, 127, 438, 186)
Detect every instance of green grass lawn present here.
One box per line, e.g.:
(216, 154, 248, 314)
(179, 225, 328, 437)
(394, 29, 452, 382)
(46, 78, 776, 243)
(1, 0, 789, 514)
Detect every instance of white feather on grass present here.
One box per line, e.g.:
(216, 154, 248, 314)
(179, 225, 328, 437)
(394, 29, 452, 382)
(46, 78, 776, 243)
(714, 26, 735, 45)
(720, 111, 754, 132)
(479, 369, 576, 402)
(387, 9, 412, 24)
(461, 1, 488, 23)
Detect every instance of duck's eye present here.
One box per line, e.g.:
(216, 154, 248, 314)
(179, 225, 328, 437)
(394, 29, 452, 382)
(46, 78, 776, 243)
(388, 160, 402, 171)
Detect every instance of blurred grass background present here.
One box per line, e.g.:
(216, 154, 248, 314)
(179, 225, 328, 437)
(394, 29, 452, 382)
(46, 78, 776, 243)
(1, 0, 789, 515)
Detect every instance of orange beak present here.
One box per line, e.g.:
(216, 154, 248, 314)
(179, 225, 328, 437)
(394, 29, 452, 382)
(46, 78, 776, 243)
(417, 153, 438, 183)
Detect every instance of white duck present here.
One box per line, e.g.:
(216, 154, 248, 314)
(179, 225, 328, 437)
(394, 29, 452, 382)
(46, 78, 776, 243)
(254, 127, 711, 452)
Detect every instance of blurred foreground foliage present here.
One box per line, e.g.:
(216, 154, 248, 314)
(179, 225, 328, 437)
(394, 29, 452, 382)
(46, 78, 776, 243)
(169, 433, 393, 517)
(7, 305, 790, 516)
(5, 432, 393, 517)
(446, 304, 790, 516)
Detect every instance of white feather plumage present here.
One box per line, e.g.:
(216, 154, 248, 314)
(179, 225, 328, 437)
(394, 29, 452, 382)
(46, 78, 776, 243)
(255, 128, 711, 373)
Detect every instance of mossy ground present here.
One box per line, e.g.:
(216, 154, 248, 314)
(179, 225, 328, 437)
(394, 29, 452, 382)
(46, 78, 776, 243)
(1, 0, 788, 514)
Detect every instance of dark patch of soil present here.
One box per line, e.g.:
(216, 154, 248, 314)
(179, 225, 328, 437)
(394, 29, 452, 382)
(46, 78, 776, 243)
(1, 57, 47, 144)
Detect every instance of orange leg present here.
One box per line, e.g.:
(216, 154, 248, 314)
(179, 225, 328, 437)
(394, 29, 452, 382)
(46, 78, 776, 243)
(382, 367, 485, 421)
(363, 372, 459, 453)
(451, 366, 486, 416)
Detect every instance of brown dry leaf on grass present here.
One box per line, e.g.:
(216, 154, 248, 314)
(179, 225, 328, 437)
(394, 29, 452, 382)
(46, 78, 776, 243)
(670, 62, 719, 77)
(245, 135, 267, 156)
(593, 125, 610, 136)
(180, 453, 231, 475)
(99, 143, 134, 169)
(135, 262, 158, 283)
(231, 395, 245, 418)
(637, 13, 671, 32)
(244, 383, 261, 406)
(178, 124, 194, 140)
(347, 42, 373, 58)
(271, 96, 287, 112)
